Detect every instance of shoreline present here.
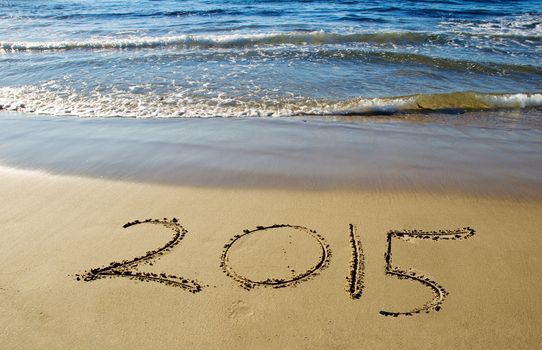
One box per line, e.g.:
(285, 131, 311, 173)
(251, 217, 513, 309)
(3, 1, 541, 348)
(1, 111, 542, 199)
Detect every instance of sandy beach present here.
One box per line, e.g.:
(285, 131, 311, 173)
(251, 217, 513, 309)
(2, 0, 542, 348)
(1, 114, 541, 349)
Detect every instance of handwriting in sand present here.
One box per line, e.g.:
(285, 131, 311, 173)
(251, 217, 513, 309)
(77, 218, 476, 317)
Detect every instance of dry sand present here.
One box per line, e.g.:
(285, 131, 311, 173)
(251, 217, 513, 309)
(1, 166, 541, 349)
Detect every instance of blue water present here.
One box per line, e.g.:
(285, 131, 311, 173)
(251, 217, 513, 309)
(0, 0, 541, 118)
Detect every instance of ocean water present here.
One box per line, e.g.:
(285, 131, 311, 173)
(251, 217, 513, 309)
(0, 0, 541, 118)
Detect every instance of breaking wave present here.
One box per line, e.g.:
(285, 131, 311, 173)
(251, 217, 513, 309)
(0, 31, 450, 52)
(1, 87, 540, 118)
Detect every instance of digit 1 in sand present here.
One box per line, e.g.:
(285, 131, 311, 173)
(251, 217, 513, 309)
(346, 224, 365, 299)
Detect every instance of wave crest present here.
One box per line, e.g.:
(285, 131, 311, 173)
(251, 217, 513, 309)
(1, 87, 540, 118)
(0, 31, 452, 52)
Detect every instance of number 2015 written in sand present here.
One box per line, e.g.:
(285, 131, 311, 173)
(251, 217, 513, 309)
(77, 218, 476, 317)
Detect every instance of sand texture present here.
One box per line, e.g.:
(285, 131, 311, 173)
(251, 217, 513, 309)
(1, 167, 541, 349)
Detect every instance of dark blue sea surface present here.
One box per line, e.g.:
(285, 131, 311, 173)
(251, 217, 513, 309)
(0, 0, 540, 117)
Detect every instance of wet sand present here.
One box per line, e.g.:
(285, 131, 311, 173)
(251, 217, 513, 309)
(0, 111, 541, 197)
(1, 112, 542, 349)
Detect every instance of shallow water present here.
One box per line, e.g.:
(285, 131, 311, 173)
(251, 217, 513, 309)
(1, 0, 541, 118)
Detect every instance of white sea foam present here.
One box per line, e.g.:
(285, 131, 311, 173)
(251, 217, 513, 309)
(481, 92, 542, 108)
(0, 31, 446, 52)
(1, 86, 540, 119)
(439, 13, 542, 38)
(3, 14, 538, 54)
